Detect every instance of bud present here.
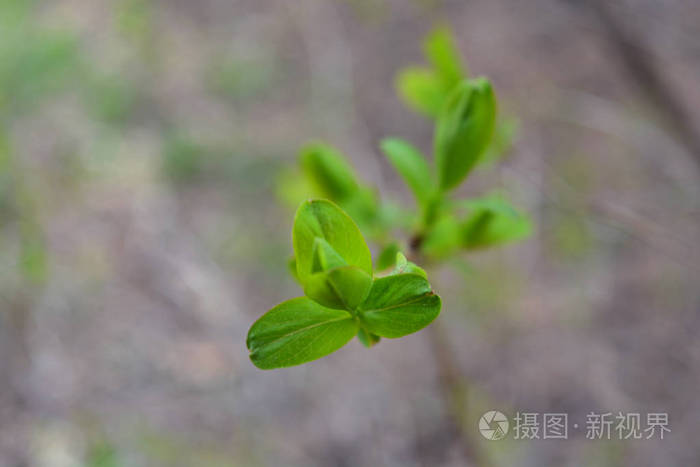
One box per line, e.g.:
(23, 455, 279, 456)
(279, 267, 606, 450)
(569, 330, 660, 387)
(434, 78, 496, 191)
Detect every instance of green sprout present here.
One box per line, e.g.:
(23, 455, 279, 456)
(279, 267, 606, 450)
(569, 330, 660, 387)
(248, 25, 532, 369)
(247, 200, 441, 369)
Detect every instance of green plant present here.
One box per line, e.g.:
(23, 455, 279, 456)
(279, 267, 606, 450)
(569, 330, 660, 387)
(396, 25, 465, 118)
(247, 25, 532, 370)
(247, 199, 440, 369)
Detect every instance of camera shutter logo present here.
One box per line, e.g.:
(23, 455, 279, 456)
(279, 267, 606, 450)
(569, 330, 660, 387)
(479, 411, 509, 440)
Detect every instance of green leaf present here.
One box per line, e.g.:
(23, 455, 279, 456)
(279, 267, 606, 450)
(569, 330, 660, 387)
(434, 78, 496, 191)
(311, 237, 346, 273)
(276, 167, 316, 209)
(376, 242, 400, 271)
(396, 66, 446, 117)
(421, 214, 461, 260)
(300, 142, 359, 201)
(357, 328, 381, 348)
(423, 26, 464, 88)
(422, 194, 444, 228)
(358, 274, 441, 338)
(392, 252, 427, 279)
(337, 186, 381, 232)
(304, 265, 373, 310)
(394, 251, 408, 270)
(247, 297, 358, 369)
(380, 138, 434, 205)
(294, 143, 383, 236)
(460, 196, 532, 249)
(293, 199, 373, 287)
(395, 26, 466, 119)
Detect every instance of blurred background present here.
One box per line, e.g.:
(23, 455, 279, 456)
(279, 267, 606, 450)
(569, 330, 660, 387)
(1, 0, 699, 465)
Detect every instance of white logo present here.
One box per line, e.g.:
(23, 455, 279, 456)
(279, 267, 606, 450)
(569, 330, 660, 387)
(479, 410, 509, 440)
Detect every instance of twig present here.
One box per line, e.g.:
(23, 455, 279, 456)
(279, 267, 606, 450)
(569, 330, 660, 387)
(581, 0, 700, 168)
(410, 245, 492, 467)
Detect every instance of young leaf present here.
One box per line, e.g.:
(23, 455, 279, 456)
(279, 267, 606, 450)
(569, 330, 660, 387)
(311, 237, 346, 273)
(396, 66, 445, 117)
(421, 214, 461, 260)
(300, 142, 359, 201)
(423, 26, 464, 88)
(434, 78, 496, 191)
(276, 167, 316, 209)
(293, 199, 373, 286)
(376, 242, 400, 271)
(380, 138, 434, 205)
(247, 297, 358, 369)
(283, 147, 382, 235)
(460, 197, 532, 250)
(304, 265, 373, 310)
(392, 252, 427, 279)
(394, 251, 407, 270)
(307, 239, 372, 308)
(422, 195, 444, 228)
(395, 26, 466, 119)
(358, 274, 441, 338)
(337, 186, 381, 232)
(357, 328, 381, 348)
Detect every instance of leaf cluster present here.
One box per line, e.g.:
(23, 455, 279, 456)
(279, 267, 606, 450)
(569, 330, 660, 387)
(278, 27, 531, 266)
(249, 26, 533, 369)
(247, 200, 441, 369)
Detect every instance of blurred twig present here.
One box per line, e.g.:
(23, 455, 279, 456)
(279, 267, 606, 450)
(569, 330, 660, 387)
(409, 246, 492, 467)
(582, 0, 700, 168)
(425, 321, 494, 467)
(554, 90, 700, 192)
(504, 157, 700, 274)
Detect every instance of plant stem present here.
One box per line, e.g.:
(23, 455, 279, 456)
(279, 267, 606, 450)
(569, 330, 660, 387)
(426, 321, 493, 467)
(409, 245, 492, 467)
